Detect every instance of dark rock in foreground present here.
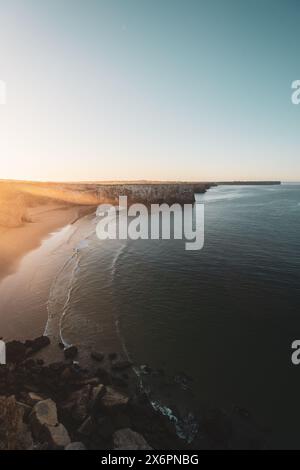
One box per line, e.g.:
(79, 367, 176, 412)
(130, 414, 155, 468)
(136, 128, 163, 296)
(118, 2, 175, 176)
(0, 336, 267, 450)
(113, 428, 152, 450)
(64, 345, 78, 360)
(0, 338, 185, 451)
(90, 351, 104, 362)
(6, 336, 50, 364)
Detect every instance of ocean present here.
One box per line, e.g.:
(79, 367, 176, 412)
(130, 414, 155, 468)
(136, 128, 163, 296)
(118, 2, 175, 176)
(1, 183, 300, 448)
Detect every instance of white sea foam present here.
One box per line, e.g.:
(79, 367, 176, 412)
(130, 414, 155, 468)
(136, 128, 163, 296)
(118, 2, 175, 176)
(44, 214, 94, 345)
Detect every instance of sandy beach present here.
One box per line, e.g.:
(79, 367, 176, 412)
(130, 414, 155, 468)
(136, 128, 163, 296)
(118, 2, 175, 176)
(0, 204, 95, 282)
(0, 199, 139, 406)
(0, 203, 96, 342)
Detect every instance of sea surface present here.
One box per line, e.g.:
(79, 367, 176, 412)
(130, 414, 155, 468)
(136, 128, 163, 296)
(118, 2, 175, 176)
(1, 184, 300, 448)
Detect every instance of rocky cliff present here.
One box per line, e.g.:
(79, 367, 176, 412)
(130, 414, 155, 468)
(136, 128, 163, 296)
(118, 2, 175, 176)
(15, 181, 210, 205)
(0, 181, 211, 228)
(0, 179, 280, 229)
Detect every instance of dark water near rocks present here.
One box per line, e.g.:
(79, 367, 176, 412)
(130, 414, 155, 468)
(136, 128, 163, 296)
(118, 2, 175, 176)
(59, 184, 300, 449)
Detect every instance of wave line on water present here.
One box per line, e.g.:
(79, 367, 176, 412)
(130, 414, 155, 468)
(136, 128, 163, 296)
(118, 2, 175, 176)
(44, 221, 95, 344)
(58, 253, 82, 347)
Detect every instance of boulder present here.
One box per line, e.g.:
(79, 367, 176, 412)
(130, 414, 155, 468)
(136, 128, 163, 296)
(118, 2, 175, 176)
(101, 386, 129, 412)
(90, 384, 106, 413)
(113, 428, 152, 450)
(6, 337, 50, 363)
(29, 399, 72, 449)
(44, 423, 71, 450)
(77, 416, 96, 437)
(6, 341, 26, 363)
(16, 401, 32, 420)
(91, 351, 104, 362)
(30, 399, 58, 437)
(64, 345, 78, 360)
(65, 441, 86, 450)
(25, 336, 50, 354)
(27, 392, 45, 405)
(68, 385, 91, 423)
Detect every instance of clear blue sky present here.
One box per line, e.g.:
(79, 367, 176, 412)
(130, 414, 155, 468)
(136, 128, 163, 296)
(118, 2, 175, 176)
(0, 0, 299, 181)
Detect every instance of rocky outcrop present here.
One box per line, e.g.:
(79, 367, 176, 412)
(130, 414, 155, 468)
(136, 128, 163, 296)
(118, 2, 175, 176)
(66, 385, 92, 424)
(100, 387, 129, 412)
(90, 351, 104, 362)
(0, 180, 211, 230)
(90, 183, 209, 205)
(0, 337, 267, 450)
(0, 180, 281, 228)
(30, 399, 58, 431)
(6, 336, 50, 363)
(44, 423, 71, 450)
(113, 428, 152, 450)
(29, 398, 71, 449)
(0, 338, 183, 451)
(64, 345, 78, 360)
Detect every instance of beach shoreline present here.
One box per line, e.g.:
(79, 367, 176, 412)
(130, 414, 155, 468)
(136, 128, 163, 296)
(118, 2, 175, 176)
(0, 203, 96, 283)
(0, 204, 97, 343)
(0, 202, 131, 373)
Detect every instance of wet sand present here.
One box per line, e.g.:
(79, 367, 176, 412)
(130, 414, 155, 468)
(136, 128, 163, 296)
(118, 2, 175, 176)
(0, 204, 95, 282)
(0, 204, 135, 383)
(0, 204, 96, 341)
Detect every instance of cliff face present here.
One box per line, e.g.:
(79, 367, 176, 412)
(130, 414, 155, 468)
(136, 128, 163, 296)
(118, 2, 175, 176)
(0, 179, 280, 228)
(17, 182, 209, 205)
(0, 181, 209, 228)
(92, 183, 209, 205)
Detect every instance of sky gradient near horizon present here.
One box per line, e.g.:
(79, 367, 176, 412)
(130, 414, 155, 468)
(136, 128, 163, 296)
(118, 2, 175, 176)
(0, 0, 300, 182)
